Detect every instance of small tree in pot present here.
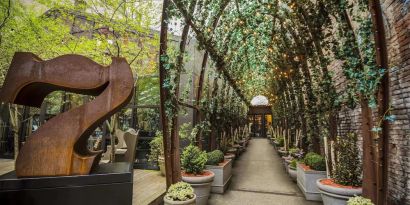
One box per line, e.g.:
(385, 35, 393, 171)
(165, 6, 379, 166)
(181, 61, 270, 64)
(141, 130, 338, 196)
(181, 145, 214, 205)
(206, 150, 225, 165)
(317, 133, 363, 205)
(164, 182, 196, 205)
(205, 150, 233, 193)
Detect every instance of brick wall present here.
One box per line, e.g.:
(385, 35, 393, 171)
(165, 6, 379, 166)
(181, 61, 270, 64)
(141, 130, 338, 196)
(330, 1, 410, 204)
(383, 0, 410, 203)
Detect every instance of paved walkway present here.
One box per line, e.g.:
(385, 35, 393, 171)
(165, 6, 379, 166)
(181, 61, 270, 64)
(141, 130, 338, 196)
(209, 138, 322, 205)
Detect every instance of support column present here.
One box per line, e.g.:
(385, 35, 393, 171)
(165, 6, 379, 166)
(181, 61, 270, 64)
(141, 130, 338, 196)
(159, 0, 181, 188)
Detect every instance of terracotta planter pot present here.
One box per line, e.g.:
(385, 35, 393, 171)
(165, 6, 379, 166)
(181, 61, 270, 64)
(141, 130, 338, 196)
(317, 179, 362, 205)
(297, 163, 326, 201)
(158, 156, 165, 176)
(182, 170, 215, 205)
(205, 159, 233, 194)
(164, 194, 196, 205)
(287, 165, 297, 182)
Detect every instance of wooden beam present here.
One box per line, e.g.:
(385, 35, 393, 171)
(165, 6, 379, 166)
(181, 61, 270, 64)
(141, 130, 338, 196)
(159, 0, 180, 188)
(369, 0, 390, 204)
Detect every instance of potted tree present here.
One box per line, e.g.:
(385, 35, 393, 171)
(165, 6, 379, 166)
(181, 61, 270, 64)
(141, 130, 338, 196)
(317, 133, 362, 204)
(205, 150, 233, 193)
(164, 182, 196, 205)
(297, 152, 327, 201)
(347, 196, 374, 205)
(148, 131, 165, 176)
(181, 145, 215, 205)
(287, 159, 297, 182)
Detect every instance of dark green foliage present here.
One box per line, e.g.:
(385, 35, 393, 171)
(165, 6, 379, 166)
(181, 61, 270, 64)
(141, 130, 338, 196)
(277, 137, 284, 147)
(181, 144, 207, 174)
(206, 150, 225, 165)
(148, 131, 163, 164)
(289, 148, 300, 157)
(290, 159, 297, 170)
(304, 152, 326, 171)
(334, 133, 362, 187)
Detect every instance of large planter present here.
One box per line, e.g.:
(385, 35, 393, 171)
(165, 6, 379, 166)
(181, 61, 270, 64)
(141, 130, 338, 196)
(282, 156, 293, 173)
(232, 144, 244, 154)
(238, 140, 247, 147)
(288, 165, 297, 182)
(277, 149, 288, 157)
(226, 147, 238, 156)
(272, 141, 278, 150)
(182, 170, 215, 205)
(316, 179, 362, 205)
(205, 159, 233, 194)
(158, 156, 166, 176)
(297, 163, 326, 201)
(224, 153, 235, 161)
(164, 194, 196, 205)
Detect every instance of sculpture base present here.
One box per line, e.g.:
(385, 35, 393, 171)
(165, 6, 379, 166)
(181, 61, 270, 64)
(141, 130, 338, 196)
(0, 162, 133, 205)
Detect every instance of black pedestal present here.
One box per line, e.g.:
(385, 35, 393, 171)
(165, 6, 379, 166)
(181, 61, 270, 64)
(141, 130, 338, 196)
(0, 162, 133, 205)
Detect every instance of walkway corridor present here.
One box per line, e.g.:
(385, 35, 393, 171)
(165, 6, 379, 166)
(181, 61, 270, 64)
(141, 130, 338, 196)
(209, 138, 322, 205)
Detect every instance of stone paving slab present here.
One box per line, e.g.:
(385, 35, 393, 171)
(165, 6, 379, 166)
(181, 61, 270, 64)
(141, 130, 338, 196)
(209, 138, 322, 205)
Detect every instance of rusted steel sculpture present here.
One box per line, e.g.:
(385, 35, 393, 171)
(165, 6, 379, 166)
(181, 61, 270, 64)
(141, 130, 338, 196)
(0, 52, 134, 177)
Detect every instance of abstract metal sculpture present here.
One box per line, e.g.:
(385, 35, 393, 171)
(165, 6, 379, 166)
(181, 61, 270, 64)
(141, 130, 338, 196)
(0, 52, 134, 177)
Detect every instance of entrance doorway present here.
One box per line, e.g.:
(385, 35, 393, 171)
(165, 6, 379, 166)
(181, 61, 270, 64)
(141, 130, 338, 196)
(248, 106, 272, 138)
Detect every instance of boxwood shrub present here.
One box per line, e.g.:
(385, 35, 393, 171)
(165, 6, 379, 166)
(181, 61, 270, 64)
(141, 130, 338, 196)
(206, 150, 225, 165)
(304, 152, 326, 171)
(181, 144, 207, 174)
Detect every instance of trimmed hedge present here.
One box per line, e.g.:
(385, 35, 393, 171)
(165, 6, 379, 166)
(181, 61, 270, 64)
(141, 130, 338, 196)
(181, 145, 207, 174)
(304, 152, 326, 171)
(206, 150, 225, 165)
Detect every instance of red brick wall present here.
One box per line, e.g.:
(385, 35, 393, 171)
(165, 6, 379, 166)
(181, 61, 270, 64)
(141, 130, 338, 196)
(331, 1, 410, 204)
(383, 0, 410, 203)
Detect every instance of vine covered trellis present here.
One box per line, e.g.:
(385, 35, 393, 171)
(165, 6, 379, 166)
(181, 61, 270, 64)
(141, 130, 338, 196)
(159, 0, 391, 204)
(0, 0, 393, 204)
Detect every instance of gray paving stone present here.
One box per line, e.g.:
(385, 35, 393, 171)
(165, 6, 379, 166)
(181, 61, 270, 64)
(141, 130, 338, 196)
(209, 138, 322, 205)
